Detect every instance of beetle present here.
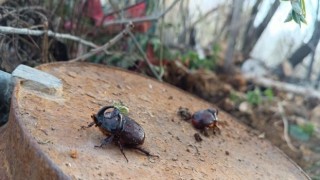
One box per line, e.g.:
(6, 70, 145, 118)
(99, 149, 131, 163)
(83, 106, 157, 162)
(191, 108, 220, 135)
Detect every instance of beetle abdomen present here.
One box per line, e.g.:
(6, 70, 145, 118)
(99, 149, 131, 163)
(120, 116, 145, 146)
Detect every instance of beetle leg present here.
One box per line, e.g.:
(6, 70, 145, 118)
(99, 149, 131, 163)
(212, 122, 221, 135)
(133, 147, 159, 158)
(80, 122, 95, 129)
(212, 125, 221, 135)
(117, 141, 129, 162)
(95, 135, 114, 148)
(202, 128, 210, 137)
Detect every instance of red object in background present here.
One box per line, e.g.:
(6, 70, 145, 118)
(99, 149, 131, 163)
(84, 0, 151, 32)
(86, 0, 104, 26)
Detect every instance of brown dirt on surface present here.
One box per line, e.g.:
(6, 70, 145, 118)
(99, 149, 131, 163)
(9, 62, 309, 179)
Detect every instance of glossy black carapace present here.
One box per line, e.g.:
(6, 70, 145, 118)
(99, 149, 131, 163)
(191, 108, 220, 134)
(84, 106, 157, 162)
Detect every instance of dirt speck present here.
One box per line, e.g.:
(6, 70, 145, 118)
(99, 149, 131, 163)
(194, 133, 202, 142)
(70, 150, 78, 159)
(177, 107, 192, 121)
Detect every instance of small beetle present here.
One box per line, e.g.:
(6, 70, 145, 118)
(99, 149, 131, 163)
(191, 108, 220, 135)
(83, 106, 157, 162)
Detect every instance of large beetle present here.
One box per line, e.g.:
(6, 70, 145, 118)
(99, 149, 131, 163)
(83, 106, 157, 162)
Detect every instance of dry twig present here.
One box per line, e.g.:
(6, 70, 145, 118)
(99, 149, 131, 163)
(0, 26, 99, 49)
(277, 102, 298, 152)
(245, 74, 320, 100)
(69, 22, 134, 62)
(127, 31, 161, 81)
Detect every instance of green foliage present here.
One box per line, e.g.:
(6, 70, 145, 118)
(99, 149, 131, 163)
(181, 51, 216, 70)
(229, 91, 244, 104)
(263, 88, 274, 101)
(300, 122, 315, 136)
(246, 88, 262, 106)
(283, 0, 307, 26)
(245, 88, 274, 106)
(289, 122, 314, 141)
(180, 43, 221, 70)
(113, 102, 129, 115)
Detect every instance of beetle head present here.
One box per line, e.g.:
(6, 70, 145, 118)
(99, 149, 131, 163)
(95, 106, 125, 134)
(207, 108, 218, 121)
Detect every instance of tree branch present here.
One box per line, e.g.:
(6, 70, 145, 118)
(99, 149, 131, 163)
(0, 26, 99, 49)
(244, 74, 320, 99)
(277, 102, 298, 152)
(127, 31, 162, 81)
(69, 22, 134, 62)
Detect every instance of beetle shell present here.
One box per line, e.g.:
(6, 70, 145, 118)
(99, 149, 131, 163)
(119, 116, 145, 146)
(191, 108, 218, 129)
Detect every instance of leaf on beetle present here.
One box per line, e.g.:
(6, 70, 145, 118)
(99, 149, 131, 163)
(113, 102, 130, 115)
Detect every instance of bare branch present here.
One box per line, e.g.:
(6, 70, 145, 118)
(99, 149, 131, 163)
(244, 74, 320, 99)
(102, 0, 180, 27)
(0, 26, 99, 49)
(69, 22, 134, 62)
(277, 102, 298, 152)
(127, 31, 162, 81)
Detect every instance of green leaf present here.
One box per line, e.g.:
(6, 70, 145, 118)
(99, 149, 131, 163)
(284, 11, 293, 22)
(229, 91, 243, 104)
(300, 14, 307, 24)
(291, 0, 303, 15)
(289, 124, 310, 141)
(263, 88, 274, 100)
(113, 102, 129, 115)
(150, 37, 161, 52)
(246, 89, 262, 106)
(291, 10, 301, 27)
(300, 123, 315, 136)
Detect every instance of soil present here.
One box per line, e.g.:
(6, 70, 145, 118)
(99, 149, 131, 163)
(3, 62, 309, 179)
